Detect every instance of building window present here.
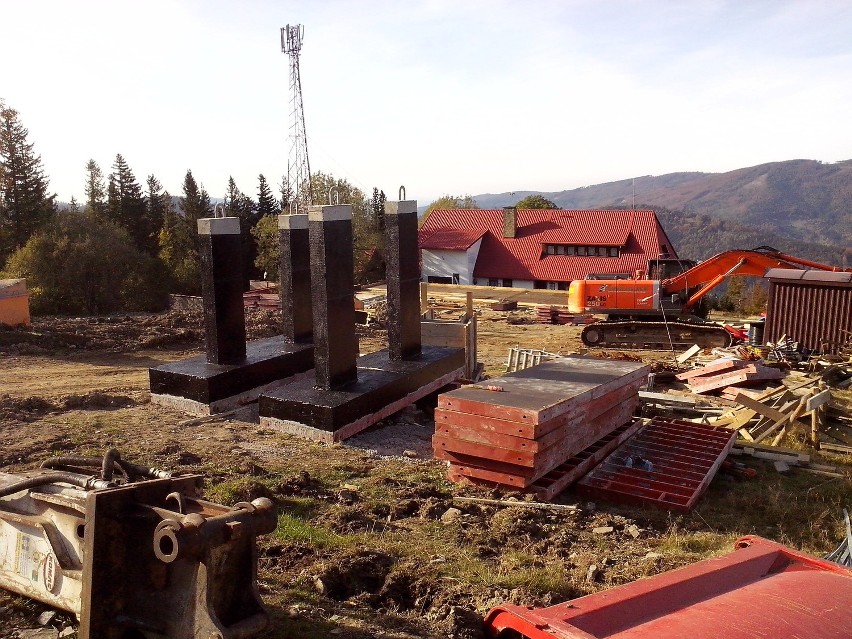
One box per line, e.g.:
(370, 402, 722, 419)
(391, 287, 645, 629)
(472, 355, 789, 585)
(542, 243, 621, 257)
(452, 273, 460, 284)
(547, 282, 558, 290)
(488, 278, 499, 287)
(502, 279, 513, 287)
(534, 280, 547, 289)
(558, 282, 568, 291)
(427, 276, 452, 284)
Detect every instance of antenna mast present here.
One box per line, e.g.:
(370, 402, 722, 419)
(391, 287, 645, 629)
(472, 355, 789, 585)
(281, 24, 313, 212)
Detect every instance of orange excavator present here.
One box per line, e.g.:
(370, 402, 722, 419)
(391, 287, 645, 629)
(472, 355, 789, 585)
(567, 246, 851, 349)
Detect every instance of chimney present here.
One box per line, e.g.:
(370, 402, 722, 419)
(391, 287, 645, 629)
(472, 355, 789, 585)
(502, 207, 517, 238)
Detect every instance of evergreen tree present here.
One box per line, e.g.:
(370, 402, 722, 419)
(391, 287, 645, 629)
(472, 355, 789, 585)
(257, 174, 279, 217)
(278, 175, 293, 212)
(371, 187, 387, 231)
(225, 176, 260, 286)
(144, 175, 170, 255)
(0, 100, 56, 264)
(84, 159, 106, 220)
(158, 170, 210, 294)
(107, 154, 148, 252)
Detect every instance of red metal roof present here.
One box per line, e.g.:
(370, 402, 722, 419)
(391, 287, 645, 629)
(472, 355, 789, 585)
(419, 209, 677, 282)
(419, 227, 486, 250)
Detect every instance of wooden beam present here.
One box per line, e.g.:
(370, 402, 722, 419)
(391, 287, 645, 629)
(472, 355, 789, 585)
(734, 393, 810, 432)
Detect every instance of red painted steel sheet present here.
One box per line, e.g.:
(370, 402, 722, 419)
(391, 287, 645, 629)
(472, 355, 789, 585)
(447, 419, 646, 499)
(438, 400, 638, 486)
(576, 418, 736, 511)
(435, 380, 642, 440)
(484, 536, 852, 639)
(438, 356, 649, 425)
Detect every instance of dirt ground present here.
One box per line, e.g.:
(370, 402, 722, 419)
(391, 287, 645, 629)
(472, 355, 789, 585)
(1, 302, 850, 638)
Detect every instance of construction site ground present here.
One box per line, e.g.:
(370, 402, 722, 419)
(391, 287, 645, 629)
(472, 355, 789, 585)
(1, 299, 850, 638)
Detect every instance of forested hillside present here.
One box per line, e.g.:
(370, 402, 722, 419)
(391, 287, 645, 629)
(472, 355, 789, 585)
(474, 159, 852, 266)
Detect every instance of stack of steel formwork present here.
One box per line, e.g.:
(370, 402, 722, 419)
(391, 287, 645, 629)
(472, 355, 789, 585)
(434, 356, 649, 491)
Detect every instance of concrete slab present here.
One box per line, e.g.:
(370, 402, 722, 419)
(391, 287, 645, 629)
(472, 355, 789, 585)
(258, 346, 465, 434)
(148, 336, 314, 405)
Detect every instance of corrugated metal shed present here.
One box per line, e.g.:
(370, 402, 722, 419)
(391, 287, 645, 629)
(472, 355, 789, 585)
(764, 269, 852, 354)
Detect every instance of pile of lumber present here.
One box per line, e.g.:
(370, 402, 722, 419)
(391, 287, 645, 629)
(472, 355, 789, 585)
(433, 356, 649, 494)
(707, 377, 832, 447)
(675, 358, 784, 395)
(534, 306, 595, 325)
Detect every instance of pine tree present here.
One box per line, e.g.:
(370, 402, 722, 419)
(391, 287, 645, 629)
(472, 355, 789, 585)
(0, 100, 56, 263)
(107, 154, 147, 252)
(225, 176, 259, 286)
(257, 174, 279, 218)
(278, 176, 293, 212)
(371, 187, 387, 231)
(158, 170, 210, 294)
(84, 159, 106, 220)
(145, 175, 170, 255)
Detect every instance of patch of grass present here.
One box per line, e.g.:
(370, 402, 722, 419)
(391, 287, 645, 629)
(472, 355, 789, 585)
(275, 513, 342, 548)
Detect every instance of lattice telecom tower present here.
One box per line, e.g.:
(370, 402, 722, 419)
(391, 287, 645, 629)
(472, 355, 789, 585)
(281, 24, 313, 211)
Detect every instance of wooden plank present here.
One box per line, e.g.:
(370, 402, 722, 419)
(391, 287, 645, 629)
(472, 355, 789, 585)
(733, 394, 810, 431)
(819, 442, 852, 455)
(676, 345, 702, 364)
(639, 391, 697, 407)
(733, 441, 809, 463)
(675, 359, 742, 381)
(805, 389, 831, 412)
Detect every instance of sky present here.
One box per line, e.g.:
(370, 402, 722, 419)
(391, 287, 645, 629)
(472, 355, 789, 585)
(3, 0, 852, 206)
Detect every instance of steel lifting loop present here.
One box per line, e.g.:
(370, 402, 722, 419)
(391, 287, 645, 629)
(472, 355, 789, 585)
(213, 203, 226, 218)
(153, 518, 182, 563)
(328, 186, 340, 205)
(289, 200, 297, 215)
(165, 491, 186, 514)
(399, 185, 406, 200)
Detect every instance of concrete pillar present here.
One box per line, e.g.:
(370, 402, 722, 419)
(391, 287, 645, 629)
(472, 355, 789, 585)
(309, 205, 358, 389)
(278, 213, 312, 343)
(198, 217, 247, 365)
(384, 200, 422, 360)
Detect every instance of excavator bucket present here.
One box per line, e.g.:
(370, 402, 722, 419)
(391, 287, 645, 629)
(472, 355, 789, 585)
(484, 536, 852, 639)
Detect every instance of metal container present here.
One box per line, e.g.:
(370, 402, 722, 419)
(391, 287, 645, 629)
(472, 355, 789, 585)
(484, 536, 852, 639)
(764, 269, 852, 355)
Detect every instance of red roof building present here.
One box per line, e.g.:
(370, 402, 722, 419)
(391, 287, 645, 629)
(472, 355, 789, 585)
(418, 208, 678, 289)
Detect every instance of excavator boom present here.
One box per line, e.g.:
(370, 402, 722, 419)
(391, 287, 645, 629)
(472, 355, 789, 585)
(661, 247, 851, 312)
(571, 246, 851, 349)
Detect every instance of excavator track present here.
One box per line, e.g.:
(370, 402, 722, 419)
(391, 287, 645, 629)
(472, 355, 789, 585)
(581, 319, 733, 350)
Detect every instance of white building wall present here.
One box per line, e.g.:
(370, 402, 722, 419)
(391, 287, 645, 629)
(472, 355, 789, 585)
(422, 246, 474, 284)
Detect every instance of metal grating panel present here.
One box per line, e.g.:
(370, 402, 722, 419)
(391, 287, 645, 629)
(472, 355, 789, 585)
(576, 418, 736, 512)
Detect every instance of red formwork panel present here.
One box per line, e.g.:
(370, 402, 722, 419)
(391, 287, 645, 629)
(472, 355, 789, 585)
(575, 418, 736, 512)
(447, 419, 647, 500)
(484, 536, 852, 639)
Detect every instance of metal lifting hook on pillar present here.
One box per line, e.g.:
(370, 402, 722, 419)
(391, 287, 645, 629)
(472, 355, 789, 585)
(399, 185, 406, 200)
(328, 186, 340, 205)
(213, 203, 226, 218)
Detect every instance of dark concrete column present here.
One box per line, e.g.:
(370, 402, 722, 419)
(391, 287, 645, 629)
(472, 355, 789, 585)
(309, 205, 358, 389)
(198, 217, 247, 365)
(278, 213, 312, 343)
(385, 200, 422, 360)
